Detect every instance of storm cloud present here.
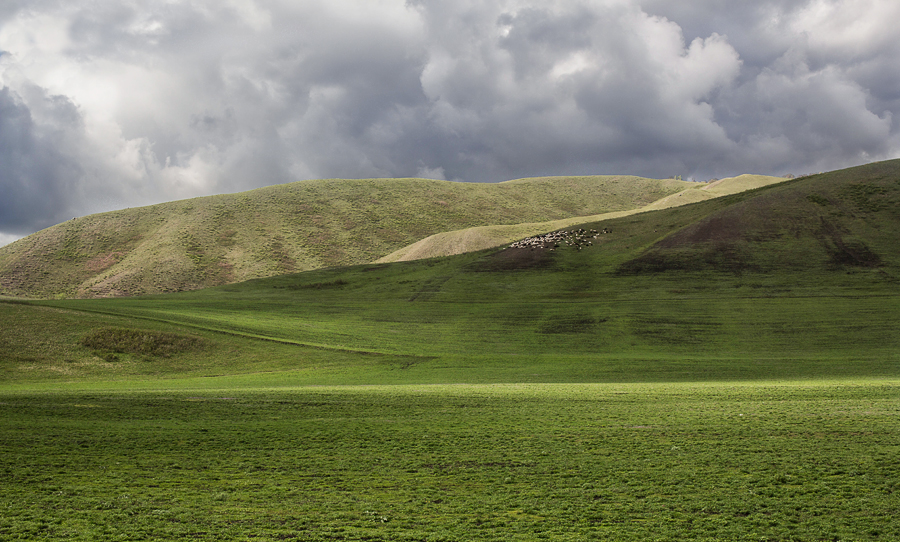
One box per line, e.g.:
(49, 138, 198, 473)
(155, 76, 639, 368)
(1, 0, 898, 243)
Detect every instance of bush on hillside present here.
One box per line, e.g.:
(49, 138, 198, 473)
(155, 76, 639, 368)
(81, 327, 207, 359)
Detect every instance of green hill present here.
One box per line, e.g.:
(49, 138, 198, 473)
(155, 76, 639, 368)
(2, 159, 898, 387)
(617, 164, 900, 275)
(0, 175, 691, 298)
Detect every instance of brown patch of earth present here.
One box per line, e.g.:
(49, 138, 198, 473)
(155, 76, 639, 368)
(656, 212, 747, 249)
(471, 247, 555, 272)
(84, 252, 125, 273)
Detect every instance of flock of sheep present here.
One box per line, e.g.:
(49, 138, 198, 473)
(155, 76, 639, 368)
(508, 227, 609, 251)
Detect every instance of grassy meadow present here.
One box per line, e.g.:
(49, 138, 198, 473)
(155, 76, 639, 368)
(2, 383, 898, 541)
(1, 160, 899, 540)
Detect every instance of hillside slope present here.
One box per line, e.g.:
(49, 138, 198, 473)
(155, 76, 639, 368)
(378, 174, 788, 262)
(0, 175, 690, 298)
(617, 162, 900, 275)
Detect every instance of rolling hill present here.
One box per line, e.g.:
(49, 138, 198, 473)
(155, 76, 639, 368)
(2, 159, 897, 387)
(0, 175, 694, 298)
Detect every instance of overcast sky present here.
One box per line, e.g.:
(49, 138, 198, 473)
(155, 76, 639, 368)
(2, 0, 899, 246)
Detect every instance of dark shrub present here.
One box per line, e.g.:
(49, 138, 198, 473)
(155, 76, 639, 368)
(81, 327, 207, 358)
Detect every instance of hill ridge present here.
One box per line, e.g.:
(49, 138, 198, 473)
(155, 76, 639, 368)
(0, 174, 692, 298)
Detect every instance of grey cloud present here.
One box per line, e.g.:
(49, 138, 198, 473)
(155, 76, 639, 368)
(409, 2, 744, 180)
(719, 65, 893, 175)
(0, 86, 85, 234)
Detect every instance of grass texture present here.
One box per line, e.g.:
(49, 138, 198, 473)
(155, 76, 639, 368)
(1, 382, 898, 541)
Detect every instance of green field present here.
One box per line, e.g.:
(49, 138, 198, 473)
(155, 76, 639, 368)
(6, 262, 895, 388)
(1, 161, 899, 540)
(2, 382, 898, 541)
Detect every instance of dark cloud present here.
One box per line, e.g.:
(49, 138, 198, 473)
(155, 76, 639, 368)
(0, 86, 85, 234)
(1, 0, 899, 245)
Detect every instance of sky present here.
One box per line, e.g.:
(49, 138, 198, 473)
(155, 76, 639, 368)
(1, 0, 899, 246)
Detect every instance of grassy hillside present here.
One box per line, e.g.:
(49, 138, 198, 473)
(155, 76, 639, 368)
(0, 175, 691, 298)
(2, 160, 897, 388)
(378, 174, 788, 262)
(617, 164, 900, 275)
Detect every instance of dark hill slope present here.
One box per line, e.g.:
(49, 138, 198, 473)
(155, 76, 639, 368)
(616, 159, 900, 276)
(0, 175, 689, 298)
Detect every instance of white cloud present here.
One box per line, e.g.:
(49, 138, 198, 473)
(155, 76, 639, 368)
(415, 165, 446, 181)
(670, 34, 742, 102)
(0, 232, 23, 248)
(789, 0, 900, 59)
